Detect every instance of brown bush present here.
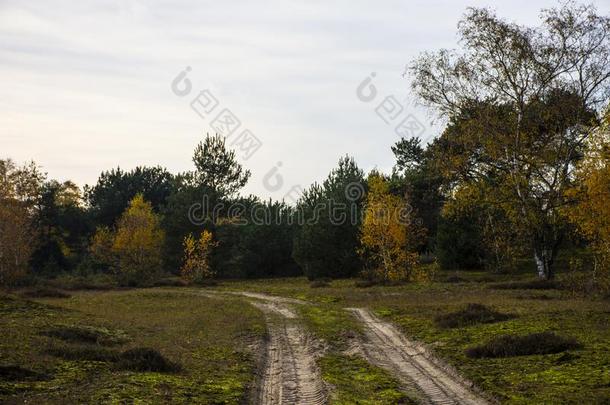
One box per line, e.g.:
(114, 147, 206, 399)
(435, 303, 514, 328)
(116, 348, 181, 373)
(20, 287, 71, 299)
(41, 325, 128, 346)
(466, 332, 581, 358)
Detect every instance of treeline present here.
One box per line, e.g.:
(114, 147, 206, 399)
(0, 136, 423, 287)
(1, 2, 609, 291)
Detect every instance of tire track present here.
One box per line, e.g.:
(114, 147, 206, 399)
(349, 308, 488, 405)
(243, 295, 327, 405)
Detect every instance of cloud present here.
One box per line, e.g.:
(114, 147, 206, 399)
(1, 0, 606, 199)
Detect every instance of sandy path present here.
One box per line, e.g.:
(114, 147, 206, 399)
(348, 308, 488, 405)
(238, 293, 327, 405)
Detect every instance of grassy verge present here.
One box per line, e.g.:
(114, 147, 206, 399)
(373, 288, 609, 404)
(0, 288, 265, 404)
(320, 355, 415, 404)
(297, 297, 417, 403)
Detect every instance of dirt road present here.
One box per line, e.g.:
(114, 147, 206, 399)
(189, 289, 488, 404)
(349, 308, 488, 405)
(238, 293, 328, 405)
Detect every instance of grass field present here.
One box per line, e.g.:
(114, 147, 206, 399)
(220, 274, 610, 404)
(0, 289, 265, 403)
(1, 271, 609, 404)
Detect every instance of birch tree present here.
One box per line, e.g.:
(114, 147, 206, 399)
(410, 3, 610, 278)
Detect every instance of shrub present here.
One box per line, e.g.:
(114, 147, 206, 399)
(435, 303, 514, 328)
(354, 279, 377, 288)
(181, 230, 218, 284)
(47, 274, 116, 291)
(310, 280, 330, 288)
(515, 294, 554, 301)
(46, 345, 119, 362)
(116, 348, 181, 373)
(0, 365, 49, 381)
(20, 287, 71, 299)
(466, 332, 581, 358)
(490, 280, 559, 290)
(41, 325, 129, 346)
(152, 277, 188, 287)
(445, 275, 468, 283)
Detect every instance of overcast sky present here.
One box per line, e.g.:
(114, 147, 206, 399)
(2, 0, 608, 201)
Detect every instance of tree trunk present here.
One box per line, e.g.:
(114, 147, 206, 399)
(534, 245, 556, 280)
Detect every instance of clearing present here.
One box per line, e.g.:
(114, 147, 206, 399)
(1, 273, 608, 404)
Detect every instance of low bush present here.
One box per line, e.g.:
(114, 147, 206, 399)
(46, 345, 119, 362)
(20, 287, 71, 299)
(47, 274, 117, 291)
(445, 275, 468, 283)
(310, 280, 331, 288)
(116, 347, 181, 373)
(473, 276, 496, 283)
(195, 279, 219, 287)
(354, 279, 377, 288)
(152, 277, 188, 287)
(41, 325, 129, 346)
(45, 344, 180, 373)
(490, 279, 559, 290)
(0, 365, 49, 381)
(466, 332, 581, 358)
(435, 303, 514, 329)
(515, 294, 555, 300)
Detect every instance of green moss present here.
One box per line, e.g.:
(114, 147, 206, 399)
(221, 277, 610, 403)
(320, 354, 416, 404)
(90, 372, 248, 404)
(0, 290, 265, 404)
(299, 305, 360, 350)
(375, 299, 610, 403)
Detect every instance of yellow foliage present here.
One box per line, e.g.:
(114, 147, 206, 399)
(565, 118, 610, 291)
(0, 159, 41, 285)
(112, 194, 165, 284)
(359, 174, 421, 282)
(0, 200, 33, 285)
(181, 230, 218, 284)
(89, 226, 115, 267)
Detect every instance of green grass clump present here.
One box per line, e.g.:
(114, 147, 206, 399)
(320, 354, 415, 404)
(435, 303, 514, 328)
(466, 332, 582, 358)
